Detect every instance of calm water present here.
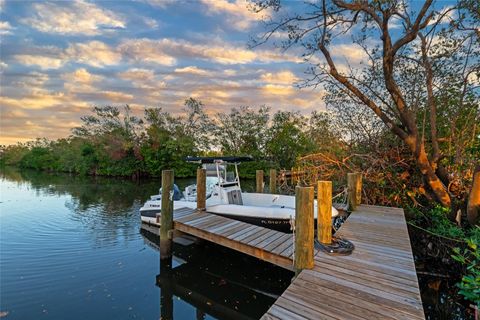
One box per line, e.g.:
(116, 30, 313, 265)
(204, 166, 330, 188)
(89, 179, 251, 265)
(0, 168, 292, 319)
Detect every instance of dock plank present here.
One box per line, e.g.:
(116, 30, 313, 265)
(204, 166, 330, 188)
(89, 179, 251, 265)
(171, 208, 293, 270)
(261, 204, 425, 319)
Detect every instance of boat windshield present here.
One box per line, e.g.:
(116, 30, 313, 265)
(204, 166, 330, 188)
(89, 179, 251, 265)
(191, 157, 244, 189)
(213, 161, 240, 187)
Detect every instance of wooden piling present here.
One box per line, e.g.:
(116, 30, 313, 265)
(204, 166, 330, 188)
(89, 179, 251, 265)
(269, 169, 277, 194)
(256, 170, 264, 193)
(347, 172, 362, 211)
(196, 168, 206, 210)
(291, 167, 296, 185)
(294, 186, 315, 276)
(160, 170, 174, 259)
(317, 181, 332, 244)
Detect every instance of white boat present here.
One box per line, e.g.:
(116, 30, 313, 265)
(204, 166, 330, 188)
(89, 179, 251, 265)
(140, 156, 339, 232)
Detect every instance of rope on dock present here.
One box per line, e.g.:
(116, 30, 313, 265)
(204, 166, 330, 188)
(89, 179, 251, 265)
(289, 215, 295, 266)
(332, 186, 348, 204)
(315, 237, 355, 255)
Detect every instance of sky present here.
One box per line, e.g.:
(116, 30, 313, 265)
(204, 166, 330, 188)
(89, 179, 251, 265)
(0, 0, 457, 145)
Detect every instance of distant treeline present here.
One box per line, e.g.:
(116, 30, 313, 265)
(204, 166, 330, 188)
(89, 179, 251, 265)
(0, 98, 343, 178)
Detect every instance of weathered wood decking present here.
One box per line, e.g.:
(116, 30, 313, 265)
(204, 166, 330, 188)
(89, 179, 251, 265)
(262, 204, 425, 320)
(153, 204, 424, 319)
(169, 207, 295, 270)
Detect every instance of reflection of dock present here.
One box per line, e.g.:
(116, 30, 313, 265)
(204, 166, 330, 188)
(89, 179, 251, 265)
(157, 263, 275, 320)
(141, 224, 290, 320)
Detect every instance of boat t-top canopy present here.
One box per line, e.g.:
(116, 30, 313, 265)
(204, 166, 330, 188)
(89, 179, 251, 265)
(185, 156, 253, 164)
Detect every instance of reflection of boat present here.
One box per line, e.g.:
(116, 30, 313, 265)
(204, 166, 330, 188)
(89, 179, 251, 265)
(140, 225, 291, 320)
(140, 156, 339, 232)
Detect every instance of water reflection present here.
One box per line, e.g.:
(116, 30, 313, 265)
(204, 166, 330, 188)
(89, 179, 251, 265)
(0, 167, 288, 319)
(141, 228, 293, 319)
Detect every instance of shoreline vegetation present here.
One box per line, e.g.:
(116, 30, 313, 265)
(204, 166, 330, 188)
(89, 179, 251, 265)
(0, 99, 343, 179)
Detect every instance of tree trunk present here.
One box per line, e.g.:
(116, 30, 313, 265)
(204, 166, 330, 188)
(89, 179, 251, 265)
(467, 165, 480, 226)
(406, 137, 452, 207)
(318, 32, 452, 209)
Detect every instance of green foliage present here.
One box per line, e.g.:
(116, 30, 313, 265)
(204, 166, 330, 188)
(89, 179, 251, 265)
(20, 146, 58, 170)
(452, 233, 480, 306)
(428, 206, 466, 239)
(0, 144, 30, 166)
(1, 98, 343, 178)
(266, 111, 316, 169)
(213, 106, 269, 158)
(420, 205, 480, 306)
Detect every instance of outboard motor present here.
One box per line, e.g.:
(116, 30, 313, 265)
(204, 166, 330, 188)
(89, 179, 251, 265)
(173, 184, 182, 201)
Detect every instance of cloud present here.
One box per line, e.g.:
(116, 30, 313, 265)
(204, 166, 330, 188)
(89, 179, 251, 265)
(174, 66, 211, 76)
(388, 16, 403, 30)
(223, 69, 237, 76)
(0, 20, 13, 35)
(14, 54, 65, 70)
(262, 84, 294, 96)
(260, 71, 298, 85)
(62, 68, 103, 84)
(13, 41, 120, 69)
(117, 68, 165, 92)
(200, 0, 265, 30)
(21, 0, 125, 35)
(141, 0, 177, 9)
(119, 39, 177, 66)
(467, 72, 478, 85)
(61, 68, 104, 93)
(0, 136, 39, 145)
(14, 71, 50, 88)
(0, 90, 81, 110)
(65, 41, 121, 67)
(101, 90, 134, 102)
(189, 86, 233, 106)
(259, 71, 298, 97)
(330, 44, 367, 64)
(119, 38, 301, 66)
(118, 68, 155, 82)
(429, 6, 455, 26)
(143, 17, 159, 29)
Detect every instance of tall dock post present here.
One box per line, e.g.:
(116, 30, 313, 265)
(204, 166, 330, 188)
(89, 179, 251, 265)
(160, 169, 174, 259)
(294, 186, 315, 276)
(269, 169, 277, 194)
(197, 168, 206, 210)
(291, 167, 296, 185)
(347, 172, 362, 211)
(256, 170, 264, 193)
(317, 181, 332, 244)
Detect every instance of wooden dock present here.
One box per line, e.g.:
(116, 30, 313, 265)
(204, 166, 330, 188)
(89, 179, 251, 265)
(151, 204, 424, 319)
(262, 204, 425, 320)
(166, 207, 296, 270)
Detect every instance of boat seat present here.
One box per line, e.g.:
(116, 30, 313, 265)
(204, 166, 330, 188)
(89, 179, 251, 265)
(227, 190, 243, 205)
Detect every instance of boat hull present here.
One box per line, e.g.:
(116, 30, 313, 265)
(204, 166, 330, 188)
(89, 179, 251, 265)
(212, 213, 292, 232)
(140, 209, 335, 234)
